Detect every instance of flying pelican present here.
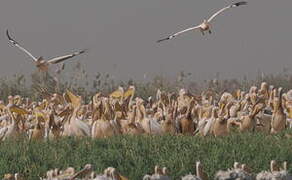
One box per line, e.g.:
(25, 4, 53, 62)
(6, 30, 86, 72)
(157, 1, 247, 42)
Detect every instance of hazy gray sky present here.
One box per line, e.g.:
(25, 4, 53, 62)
(0, 0, 292, 81)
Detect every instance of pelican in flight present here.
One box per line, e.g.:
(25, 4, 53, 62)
(157, 1, 247, 42)
(6, 30, 86, 72)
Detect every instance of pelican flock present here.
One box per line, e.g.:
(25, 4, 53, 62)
(6, 30, 86, 72)
(0, 82, 291, 141)
(157, 1, 247, 42)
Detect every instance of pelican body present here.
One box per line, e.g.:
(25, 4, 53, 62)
(199, 20, 212, 35)
(36, 57, 50, 72)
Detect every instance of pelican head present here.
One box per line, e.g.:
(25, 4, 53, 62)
(8, 95, 14, 105)
(179, 89, 186, 96)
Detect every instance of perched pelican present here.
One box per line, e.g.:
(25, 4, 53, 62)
(6, 30, 86, 72)
(157, 1, 247, 42)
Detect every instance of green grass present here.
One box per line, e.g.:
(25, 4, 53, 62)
(0, 132, 292, 179)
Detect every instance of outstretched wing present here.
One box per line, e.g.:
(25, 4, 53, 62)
(6, 30, 38, 61)
(157, 25, 200, 43)
(207, 1, 247, 23)
(47, 49, 86, 64)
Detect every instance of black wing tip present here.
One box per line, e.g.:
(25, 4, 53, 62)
(80, 49, 86, 53)
(157, 37, 170, 43)
(6, 29, 12, 40)
(233, 1, 247, 6)
(78, 49, 88, 54)
(6, 29, 18, 44)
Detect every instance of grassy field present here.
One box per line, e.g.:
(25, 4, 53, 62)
(0, 132, 291, 179)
